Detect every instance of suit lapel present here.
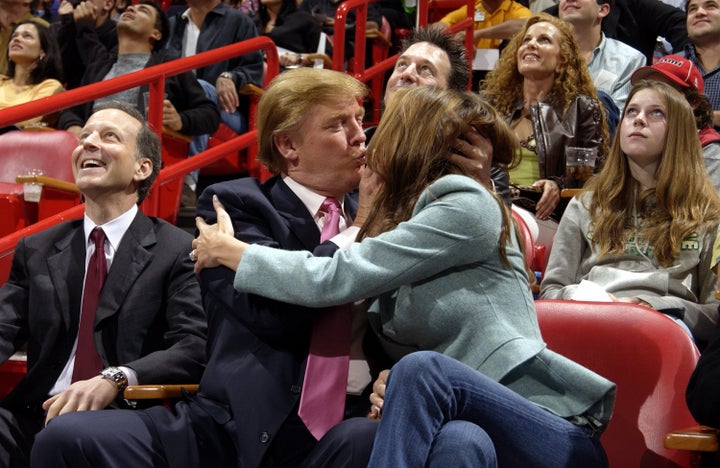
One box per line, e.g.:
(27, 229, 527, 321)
(47, 224, 86, 335)
(269, 178, 321, 251)
(95, 211, 155, 325)
(344, 190, 358, 221)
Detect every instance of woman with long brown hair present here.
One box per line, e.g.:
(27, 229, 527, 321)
(541, 80, 720, 345)
(192, 85, 615, 466)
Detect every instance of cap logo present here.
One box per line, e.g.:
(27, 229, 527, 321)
(659, 57, 684, 68)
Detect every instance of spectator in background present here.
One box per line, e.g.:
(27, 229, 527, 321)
(252, 0, 325, 68)
(685, 0, 720, 128)
(165, 0, 262, 137)
(547, 0, 689, 64)
(559, 0, 645, 111)
(377, 27, 516, 205)
(299, 0, 382, 65)
(474, 0, 689, 66)
(57, 1, 219, 143)
(165, 0, 263, 201)
(54, 0, 117, 90)
(434, 0, 531, 50)
(0, 20, 63, 129)
(481, 14, 608, 246)
(0, 0, 47, 74)
(540, 80, 720, 347)
(631, 54, 720, 192)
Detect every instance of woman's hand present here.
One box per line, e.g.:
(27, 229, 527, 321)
(368, 369, 390, 420)
(353, 166, 383, 228)
(612, 295, 652, 308)
(450, 128, 493, 190)
(532, 179, 560, 220)
(192, 195, 245, 273)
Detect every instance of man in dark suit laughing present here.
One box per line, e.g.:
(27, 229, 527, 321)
(0, 101, 206, 468)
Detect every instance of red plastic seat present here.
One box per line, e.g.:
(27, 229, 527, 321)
(0, 353, 26, 399)
(0, 130, 81, 236)
(511, 207, 547, 274)
(535, 299, 700, 467)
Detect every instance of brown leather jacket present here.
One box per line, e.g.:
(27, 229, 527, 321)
(509, 94, 606, 190)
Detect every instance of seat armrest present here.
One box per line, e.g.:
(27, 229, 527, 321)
(16, 174, 80, 193)
(366, 27, 392, 47)
(664, 426, 719, 452)
(303, 53, 334, 69)
(239, 83, 265, 97)
(124, 384, 199, 400)
(560, 188, 581, 199)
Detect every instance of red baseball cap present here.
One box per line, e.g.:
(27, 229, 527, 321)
(631, 55, 704, 93)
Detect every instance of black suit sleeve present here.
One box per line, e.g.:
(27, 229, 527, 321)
(631, 0, 689, 53)
(228, 14, 264, 90)
(120, 224, 207, 384)
(167, 71, 221, 136)
(0, 237, 30, 364)
(196, 182, 336, 347)
(687, 322, 720, 427)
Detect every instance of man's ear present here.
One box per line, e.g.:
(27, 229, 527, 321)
(133, 157, 153, 182)
(150, 28, 162, 45)
(598, 2, 610, 20)
(274, 132, 299, 163)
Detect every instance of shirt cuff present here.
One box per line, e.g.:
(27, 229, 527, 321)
(330, 226, 360, 250)
(118, 366, 139, 386)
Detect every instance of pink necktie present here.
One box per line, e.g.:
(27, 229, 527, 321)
(298, 198, 351, 440)
(72, 227, 107, 382)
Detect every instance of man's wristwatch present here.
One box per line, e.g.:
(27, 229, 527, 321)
(219, 71, 234, 82)
(99, 367, 128, 396)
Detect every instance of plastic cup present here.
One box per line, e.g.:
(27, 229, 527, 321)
(22, 168, 43, 202)
(565, 147, 597, 188)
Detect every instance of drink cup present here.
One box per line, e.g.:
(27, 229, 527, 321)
(565, 147, 597, 188)
(143, 91, 167, 118)
(22, 168, 43, 202)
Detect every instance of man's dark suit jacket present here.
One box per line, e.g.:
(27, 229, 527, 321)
(0, 210, 207, 412)
(687, 321, 720, 427)
(145, 176, 358, 467)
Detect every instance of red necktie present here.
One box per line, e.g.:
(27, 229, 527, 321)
(298, 198, 351, 440)
(72, 227, 107, 382)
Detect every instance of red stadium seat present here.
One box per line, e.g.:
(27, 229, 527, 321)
(536, 299, 700, 467)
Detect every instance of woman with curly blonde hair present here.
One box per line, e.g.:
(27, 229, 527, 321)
(541, 81, 720, 346)
(482, 14, 608, 244)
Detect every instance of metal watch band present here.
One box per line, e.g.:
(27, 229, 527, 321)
(99, 367, 128, 395)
